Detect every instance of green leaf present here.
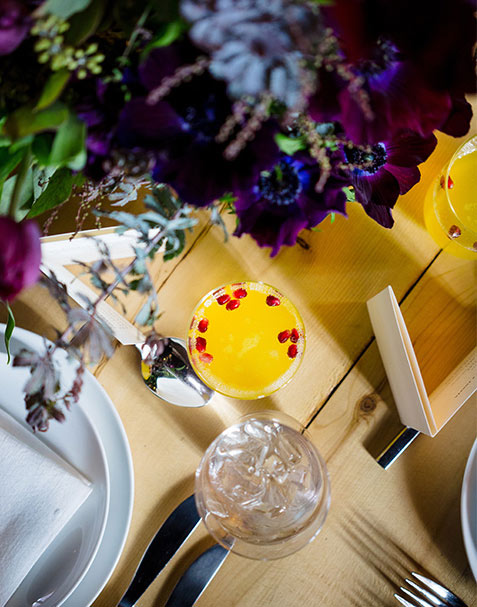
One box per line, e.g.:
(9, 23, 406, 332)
(0, 176, 15, 215)
(40, 0, 93, 19)
(0, 148, 23, 183)
(330, 213, 336, 223)
(274, 133, 307, 156)
(32, 133, 55, 166)
(164, 230, 186, 261)
(33, 165, 57, 201)
(65, 0, 107, 45)
(342, 186, 356, 202)
(50, 113, 87, 170)
(27, 167, 77, 218)
(4, 303, 15, 365)
(141, 19, 187, 60)
(4, 102, 68, 140)
(35, 70, 70, 111)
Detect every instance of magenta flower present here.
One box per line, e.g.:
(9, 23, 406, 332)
(0, 0, 31, 56)
(0, 217, 42, 302)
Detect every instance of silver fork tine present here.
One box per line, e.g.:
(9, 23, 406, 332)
(394, 593, 422, 607)
(411, 573, 468, 607)
(396, 586, 442, 607)
(405, 578, 441, 606)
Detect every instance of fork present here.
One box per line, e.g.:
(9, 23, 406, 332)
(394, 572, 468, 607)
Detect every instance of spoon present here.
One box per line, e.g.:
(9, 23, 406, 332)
(42, 264, 213, 407)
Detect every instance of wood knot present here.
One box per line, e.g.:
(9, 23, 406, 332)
(358, 395, 377, 415)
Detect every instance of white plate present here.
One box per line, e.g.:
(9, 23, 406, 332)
(461, 439, 477, 581)
(0, 325, 134, 607)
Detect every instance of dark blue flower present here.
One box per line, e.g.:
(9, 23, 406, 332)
(234, 154, 348, 256)
(343, 129, 437, 227)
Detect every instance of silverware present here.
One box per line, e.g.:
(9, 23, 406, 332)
(394, 572, 468, 607)
(43, 263, 213, 407)
(376, 427, 420, 469)
(165, 544, 228, 607)
(118, 495, 201, 607)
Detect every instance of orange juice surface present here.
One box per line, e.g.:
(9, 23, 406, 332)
(188, 282, 305, 399)
(424, 146, 477, 259)
(448, 148, 477, 232)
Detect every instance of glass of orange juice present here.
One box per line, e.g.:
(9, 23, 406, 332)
(424, 135, 477, 259)
(187, 282, 305, 399)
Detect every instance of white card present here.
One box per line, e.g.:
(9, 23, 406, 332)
(367, 286, 476, 436)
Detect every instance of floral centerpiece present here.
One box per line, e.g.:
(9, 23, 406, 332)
(0, 0, 475, 430)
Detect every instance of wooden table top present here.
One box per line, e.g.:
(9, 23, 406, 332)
(6, 116, 477, 607)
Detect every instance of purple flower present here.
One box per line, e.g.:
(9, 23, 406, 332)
(116, 45, 279, 206)
(308, 41, 472, 145)
(234, 154, 348, 256)
(324, 0, 476, 95)
(343, 130, 437, 228)
(0, 217, 41, 301)
(0, 0, 31, 55)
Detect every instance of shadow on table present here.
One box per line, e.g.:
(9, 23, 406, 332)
(402, 403, 475, 575)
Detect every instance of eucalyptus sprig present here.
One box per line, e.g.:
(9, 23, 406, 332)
(13, 185, 200, 432)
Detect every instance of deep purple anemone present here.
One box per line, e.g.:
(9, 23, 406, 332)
(343, 129, 437, 228)
(234, 154, 348, 256)
(116, 45, 279, 206)
(323, 0, 476, 94)
(308, 40, 472, 145)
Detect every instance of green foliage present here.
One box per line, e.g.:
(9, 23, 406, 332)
(342, 186, 356, 202)
(141, 19, 188, 60)
(28, 168, 84, 218)
(40, 0, 93, 20)
(65, 0, 108, 45)
(35, 70, 70, 111)
(4, 102, 69, 140)
(0, 148, 23, 183)
(275, 133, 307, 156)
(50, 112, 87, 170)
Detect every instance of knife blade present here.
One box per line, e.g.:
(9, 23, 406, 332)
(118, 494, 201, 607)
(165, 544, 228, 607)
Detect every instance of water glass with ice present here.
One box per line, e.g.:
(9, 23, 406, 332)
(195, 411, 330, 560)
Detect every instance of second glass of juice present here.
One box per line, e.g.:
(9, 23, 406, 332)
(187, 282, 305, 399)
(423, 135, 477, 259)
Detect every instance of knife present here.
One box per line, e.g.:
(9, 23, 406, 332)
(165, 544, 229, 607)
(118, 495, 201, 607)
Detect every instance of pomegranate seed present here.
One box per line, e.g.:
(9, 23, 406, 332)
(266, 295, 280, 307)
(278, 330, 291, 343)
(448, 224, 461, 239)
(198, 318, 209, 333)
(290, 328, 299, 343)
(233, 288, 247, 299)
(200, 352, 213, 364)
(440, 175, 454, 189)
(217, 293, 231, 305)
(196, 337, 207, 352)
(226, 299, 240, 311)
(287, 344, 298, 359)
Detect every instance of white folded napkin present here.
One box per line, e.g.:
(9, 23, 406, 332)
(0, 406, 92, 606)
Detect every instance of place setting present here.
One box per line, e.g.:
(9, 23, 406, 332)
(0, 0, 476, 606)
